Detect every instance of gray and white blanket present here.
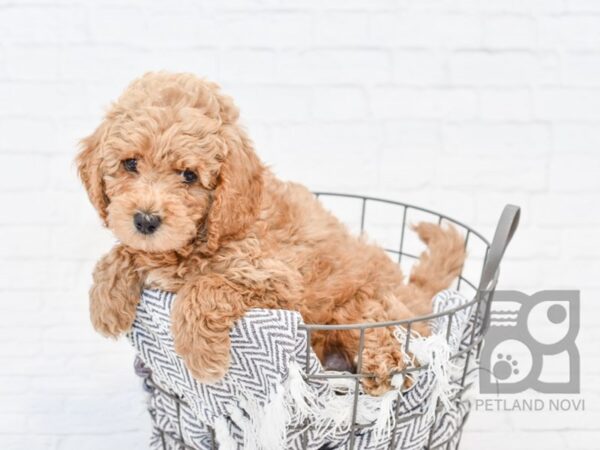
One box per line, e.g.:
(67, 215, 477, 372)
(129, 289, 478, 450)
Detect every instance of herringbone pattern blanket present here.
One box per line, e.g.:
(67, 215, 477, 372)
(130, 289, 478, 449)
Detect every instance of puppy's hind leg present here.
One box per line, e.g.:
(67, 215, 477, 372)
(361, 325, 406, 396)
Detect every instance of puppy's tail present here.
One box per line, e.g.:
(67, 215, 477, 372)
(408, 222, 466, 300)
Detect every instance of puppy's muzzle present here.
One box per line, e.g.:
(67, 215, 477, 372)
(134, 212, 162, 235)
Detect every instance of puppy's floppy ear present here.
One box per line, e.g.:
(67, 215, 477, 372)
(202, 124, 264, 254)
(77, 122, 110, 225)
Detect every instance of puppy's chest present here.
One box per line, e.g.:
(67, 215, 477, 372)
(140, 262, 199, 292)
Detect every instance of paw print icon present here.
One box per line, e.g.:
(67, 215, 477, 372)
(479, 290, 580, 394)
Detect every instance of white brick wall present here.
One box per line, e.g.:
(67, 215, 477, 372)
(0, 1, 599, 448)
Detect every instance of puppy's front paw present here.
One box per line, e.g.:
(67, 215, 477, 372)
(89, 246, 140, 338)
(180, 342, 230, 383)
(89, 282, 137, 337)
(171, 284, 232, 384)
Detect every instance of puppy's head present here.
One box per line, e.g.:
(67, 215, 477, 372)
(77, 72, 263, 254)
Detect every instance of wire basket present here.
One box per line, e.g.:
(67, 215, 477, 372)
(134, 193, 520, 450)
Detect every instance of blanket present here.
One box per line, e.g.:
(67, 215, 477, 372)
(129, 289, 479, 450)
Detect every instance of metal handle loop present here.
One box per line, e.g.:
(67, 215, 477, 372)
(478, 204, 521, 292)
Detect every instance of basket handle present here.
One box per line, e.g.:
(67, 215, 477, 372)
(478, 204, 521, 292)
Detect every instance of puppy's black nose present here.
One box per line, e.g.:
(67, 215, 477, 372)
(133, 212, 161, 235)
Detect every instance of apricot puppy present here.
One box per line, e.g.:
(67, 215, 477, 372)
(78, 72, 465, 395)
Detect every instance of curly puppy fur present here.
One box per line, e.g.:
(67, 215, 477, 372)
(78, 72, 466, 395)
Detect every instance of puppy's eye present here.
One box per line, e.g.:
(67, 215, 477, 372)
(123, 158, 138, 173)
(181, 169, 198, 184)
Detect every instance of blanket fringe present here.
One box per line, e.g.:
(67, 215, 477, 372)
(394, 326, 459, 420)
(227, 380, 290, 450)
(214, 416, 237, 450)
(217, 292, 469, 449)
(284, 361, 405, 446)
(286, 360, 352, 436)
(240, 334, 461, 450)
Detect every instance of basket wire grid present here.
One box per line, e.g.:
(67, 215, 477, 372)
(135, 193, 520, 450)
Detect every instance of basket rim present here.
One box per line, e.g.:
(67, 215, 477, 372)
(299, 292, 487, 331)
(313, 191, 491, 247)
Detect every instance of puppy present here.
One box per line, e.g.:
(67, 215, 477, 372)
(77, 72, 465, 395)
